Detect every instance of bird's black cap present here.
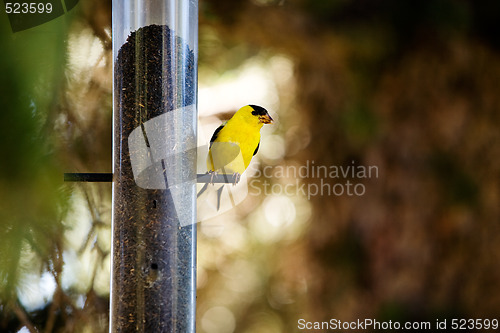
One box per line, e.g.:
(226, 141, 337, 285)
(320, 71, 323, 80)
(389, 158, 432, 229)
(250, 105, 269, 116)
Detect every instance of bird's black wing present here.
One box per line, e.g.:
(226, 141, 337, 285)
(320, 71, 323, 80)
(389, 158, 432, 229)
(253, 141, 260, 156)
(209, 123, 225, 149)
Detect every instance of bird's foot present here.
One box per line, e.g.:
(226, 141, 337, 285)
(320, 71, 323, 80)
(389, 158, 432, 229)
(232, 172, 241, 185)
(208, 170, 218, 185)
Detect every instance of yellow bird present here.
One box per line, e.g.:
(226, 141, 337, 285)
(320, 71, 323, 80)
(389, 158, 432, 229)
(198, 105, 273, 209)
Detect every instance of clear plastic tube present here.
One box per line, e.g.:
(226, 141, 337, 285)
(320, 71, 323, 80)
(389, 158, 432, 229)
(111, 0, 197, 331)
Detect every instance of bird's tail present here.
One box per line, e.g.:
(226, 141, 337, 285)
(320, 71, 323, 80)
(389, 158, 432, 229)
(197, 172, 239, 212)
(216, 186, 224, 211)
(198, 183, 235, 212)
(197, 182, 209, 198)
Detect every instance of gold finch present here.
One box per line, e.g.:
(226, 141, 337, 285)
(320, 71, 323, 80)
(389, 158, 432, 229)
(198, 105, 273, 210)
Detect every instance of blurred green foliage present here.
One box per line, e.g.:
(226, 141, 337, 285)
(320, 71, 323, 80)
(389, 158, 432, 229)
(0, 13, 71, 302)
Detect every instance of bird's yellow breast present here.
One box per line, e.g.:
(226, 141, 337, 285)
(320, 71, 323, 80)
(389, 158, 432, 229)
(207, 111, 263, 174)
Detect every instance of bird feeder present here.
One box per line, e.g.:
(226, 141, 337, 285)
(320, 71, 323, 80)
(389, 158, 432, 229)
(111, 0, 197, 331)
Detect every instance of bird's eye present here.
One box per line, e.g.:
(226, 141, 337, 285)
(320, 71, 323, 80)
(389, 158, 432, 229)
(251, 110, 259, 116)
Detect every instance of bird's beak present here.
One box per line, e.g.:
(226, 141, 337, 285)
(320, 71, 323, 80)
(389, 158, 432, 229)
(259, 113, 274, 124)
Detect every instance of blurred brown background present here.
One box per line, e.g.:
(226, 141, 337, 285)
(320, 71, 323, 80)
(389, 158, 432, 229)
(1, 0, 500, 332)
